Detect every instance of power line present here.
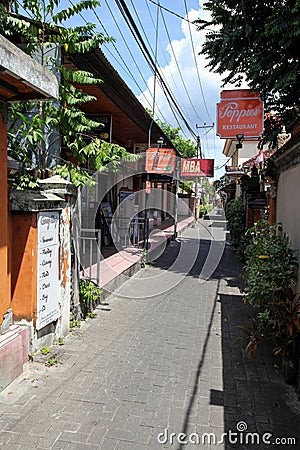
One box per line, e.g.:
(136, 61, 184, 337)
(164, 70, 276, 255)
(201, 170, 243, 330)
(127, 0, 176, 122)
(141, 0, 197, 137)
(148, 0, 197, 25)
(15, 1, 34, 19)
(66, 0, 168, 125)
(141, 0, 195, 140)
(66, 0, 202, 141)
(67, 0, 199, 141)
(99, 1, 169, 125)
(129, 0, 156, 61)
(160, 8, 201, 123)
(142, 0, 184, 105)
(183, 0, 213, 124)
(146, 0, 160, 146)
(101, 1, 153, 104)
(114, 0, 197, 139)
(9, 0, 198, 145)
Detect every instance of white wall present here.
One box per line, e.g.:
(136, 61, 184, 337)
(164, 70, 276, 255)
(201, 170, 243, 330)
(223, 139, 264, 166)
(238, 142, 259, 165)
(276, 164, 300, 290)
(178, 198, 190, 216)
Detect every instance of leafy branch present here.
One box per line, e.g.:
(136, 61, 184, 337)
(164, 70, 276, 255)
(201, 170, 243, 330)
(3, 0, 130, 188)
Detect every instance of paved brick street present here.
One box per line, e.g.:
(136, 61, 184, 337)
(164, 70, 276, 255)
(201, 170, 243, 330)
(0, 214, 299, 449)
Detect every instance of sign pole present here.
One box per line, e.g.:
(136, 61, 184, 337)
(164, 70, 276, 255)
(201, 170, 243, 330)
(173, 160, 179, 239)
(195, 135, 200, 220)
(144, 142, 177, 247)
(143, 173, 150, 250)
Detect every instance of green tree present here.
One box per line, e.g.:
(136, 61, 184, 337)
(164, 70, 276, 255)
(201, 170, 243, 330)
(156, 121, 198, 158)
(2, 0, 137, 187)
(213, 174, 230, 192)
(196, 0, 300, 125)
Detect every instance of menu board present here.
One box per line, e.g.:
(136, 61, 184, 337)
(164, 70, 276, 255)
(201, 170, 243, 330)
(119, 190, 135, 219)
(36, 211, 60, 330)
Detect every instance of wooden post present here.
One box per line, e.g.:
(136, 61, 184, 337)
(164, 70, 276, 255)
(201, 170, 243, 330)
(269, 195, 276, 225)
(11, 213, 37, 324)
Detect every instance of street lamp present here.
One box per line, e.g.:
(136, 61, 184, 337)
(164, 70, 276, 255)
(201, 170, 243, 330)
(143, 137, 165, 250)
(236, 134, 244, 149)
(157, 136, 164, 148)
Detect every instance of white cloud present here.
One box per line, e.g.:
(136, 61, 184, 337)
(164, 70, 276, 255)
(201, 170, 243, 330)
(137, 1, 228, 172)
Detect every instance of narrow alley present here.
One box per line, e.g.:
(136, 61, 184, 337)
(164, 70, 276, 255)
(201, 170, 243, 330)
(0, 213, 299, 449)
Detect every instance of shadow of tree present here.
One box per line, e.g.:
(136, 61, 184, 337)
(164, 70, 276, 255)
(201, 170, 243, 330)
(151, 213, 300, 450)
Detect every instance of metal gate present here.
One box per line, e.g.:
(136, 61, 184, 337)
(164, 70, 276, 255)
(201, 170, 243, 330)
(78, 229, 101, 285)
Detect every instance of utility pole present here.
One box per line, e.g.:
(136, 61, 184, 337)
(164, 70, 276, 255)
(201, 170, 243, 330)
(144, 0, 160, 251)
(194, 123, 214, 219)
(195, 122, 214, 159)
(196, 135, 202, 159)
(194, 135, 201, 219)
(143, 137, 164, 250)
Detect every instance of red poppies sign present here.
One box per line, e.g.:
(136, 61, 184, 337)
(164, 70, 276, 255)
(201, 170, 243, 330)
(217, 90, 264, 139)
(181, 159, 214, 178)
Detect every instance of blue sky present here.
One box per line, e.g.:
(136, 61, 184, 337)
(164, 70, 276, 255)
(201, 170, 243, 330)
(33, 1, 231, 174)
(96, 1, 226, 165)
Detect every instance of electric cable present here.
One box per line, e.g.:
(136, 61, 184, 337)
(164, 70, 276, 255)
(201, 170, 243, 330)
(147, 0, 160, 146)
(14, 0, 211, 145)
(183, 0, 213, 124)
(141, 0, 185, 109)
(15, 1, 34, 19)
(67, 1, 204, 142)
(67, 0, 168, 125)
(13, 0, 171, 141)
(97, 0, 169, 125)
(101, 0, 156, 107)
(141, 0, 197, 138)
(128, 0, 157, 61)
(90, 0, 198, 141)
(114, 0, 198, 139)
(214, 145, 239, 170)
(148, 0, 197, 25)
(160, 8, 201, 123)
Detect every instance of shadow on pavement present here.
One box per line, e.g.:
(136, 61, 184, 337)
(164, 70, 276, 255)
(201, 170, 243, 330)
(214, 245, 300, 449)
(177, 283, 220, 450)
(151, 212, 300, 449)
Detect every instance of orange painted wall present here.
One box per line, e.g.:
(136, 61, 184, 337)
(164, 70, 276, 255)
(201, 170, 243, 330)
(0, 115, 11, 325)
(11, 213, 37, 324)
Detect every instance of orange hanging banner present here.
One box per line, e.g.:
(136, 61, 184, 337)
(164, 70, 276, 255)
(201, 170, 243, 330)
(145, 148, 176, 174)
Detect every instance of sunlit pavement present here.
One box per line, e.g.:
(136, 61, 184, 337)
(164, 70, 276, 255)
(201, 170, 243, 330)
(0, 213, 299, 449)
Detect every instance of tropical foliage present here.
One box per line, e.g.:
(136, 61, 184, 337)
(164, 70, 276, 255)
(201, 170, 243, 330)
(2, 0, 137, 187)
(196, 0, 300, 127)
(225, 198, 248, 257)
(213, 174, 230, 193)
(155, 120, 198, 158)
(79, 278, 101, 319)
(243, 221, 299, 362)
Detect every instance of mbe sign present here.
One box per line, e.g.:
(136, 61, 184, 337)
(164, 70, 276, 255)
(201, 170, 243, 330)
(217, 90, 264, 139)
